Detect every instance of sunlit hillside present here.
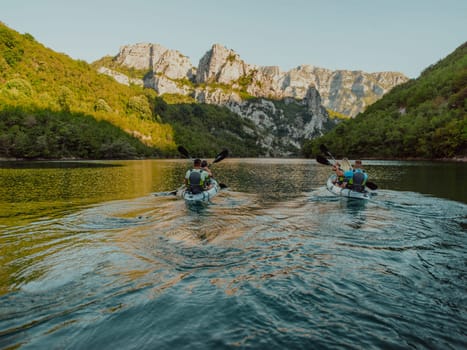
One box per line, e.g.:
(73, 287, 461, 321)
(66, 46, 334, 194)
(303, 42, 467, 159)
(0, 22, 177, 158)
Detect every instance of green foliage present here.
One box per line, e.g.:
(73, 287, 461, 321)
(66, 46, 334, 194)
(227, 53, 236, 63)
(91, 55, 150, 80)
(127, 95, 152, 118)
(0, 107, 158, 159)
(94, 98, 112, 112)
(303, 42, 467, 159)
(156, 97, 264, 157)
(0, 25, 24, 67)
(2, 78, 33, 99)
(57, 86, 74, 112)
(327, 109, 350, 120)
(0, 22, 177, 157)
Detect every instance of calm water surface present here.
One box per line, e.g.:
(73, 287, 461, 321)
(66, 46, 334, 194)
(0, 159, 466, 349)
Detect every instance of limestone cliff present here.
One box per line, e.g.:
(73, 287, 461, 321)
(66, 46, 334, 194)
(95, 42, 407, 155)
(97, 43, 408, 117)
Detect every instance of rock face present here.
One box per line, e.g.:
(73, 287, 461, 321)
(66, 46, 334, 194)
(97, 67, 143, 86)
(225, 86, 336, 156)
(99, 42, 408, 117)
(96, 42, 408, 155)
(196, 44, 254, 84)
(192, 44, 408, 117)
(116, 43, 195, 80)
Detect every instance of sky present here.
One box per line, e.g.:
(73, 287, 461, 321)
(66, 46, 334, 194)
(2, 0, 466, 78)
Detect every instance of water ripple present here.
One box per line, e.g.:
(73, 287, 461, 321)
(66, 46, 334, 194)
(1, 160, 466, 349)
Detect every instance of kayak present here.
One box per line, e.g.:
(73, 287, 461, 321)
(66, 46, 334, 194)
(326, 175, 372, 200)
(178, 179, 221, 202)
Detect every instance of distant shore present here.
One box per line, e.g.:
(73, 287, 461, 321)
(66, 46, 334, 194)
(1, 156, 466, 163)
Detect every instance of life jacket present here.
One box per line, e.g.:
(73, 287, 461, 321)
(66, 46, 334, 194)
(188, 169, 205, 194)
(343, 170, 354, 183)
(349, 169, 367, 192)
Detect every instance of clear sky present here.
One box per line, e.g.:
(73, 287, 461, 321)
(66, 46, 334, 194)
(2, 0, 466, 78)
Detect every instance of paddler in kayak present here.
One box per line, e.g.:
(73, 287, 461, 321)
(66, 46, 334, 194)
(342, 160, 368, 192)
(332, 162, 345, 186)
(201, 160, 213, 187)
(184, 158, 210, 194)
(332, 159, 369, 192)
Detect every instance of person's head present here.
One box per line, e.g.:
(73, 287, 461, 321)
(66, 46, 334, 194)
(193, 158, 201, 167)
(201, 160, 208, 168)
(354, 160, 363, 168)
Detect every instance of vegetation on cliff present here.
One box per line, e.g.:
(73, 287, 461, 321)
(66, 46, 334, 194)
(303, 42, 467, 159)
(0, 23, 263, 159)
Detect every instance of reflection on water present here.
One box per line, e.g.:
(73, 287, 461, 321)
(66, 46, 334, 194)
(0, 160, 187, 226)
(0, 159, 466, 349)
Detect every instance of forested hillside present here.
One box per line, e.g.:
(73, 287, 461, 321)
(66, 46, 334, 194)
(303, 42, 467, 159)
(0, 23, 263, 159)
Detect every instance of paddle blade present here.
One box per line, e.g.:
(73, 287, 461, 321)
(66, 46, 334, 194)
(366, 181, 378, 190)
(213, 149, 229, 164)
(319, 144, 329, 155)
(316, 155, 331, 166)
(153, 190, 177, 196)
(177, 146, 190, 159)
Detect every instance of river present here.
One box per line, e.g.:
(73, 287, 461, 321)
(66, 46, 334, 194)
(0, 159, 466, 349)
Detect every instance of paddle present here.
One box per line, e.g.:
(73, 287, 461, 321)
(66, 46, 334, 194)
(177, 145, 191, 159)
(365, 180, 378, 190)
(211, 148, 229, 189)
(316, 155, 332, 166)
(320, 144, 337, 163)
(318, 144, 378, 190)
(161, 146, 193, 195)
(212, 148, 229, 164)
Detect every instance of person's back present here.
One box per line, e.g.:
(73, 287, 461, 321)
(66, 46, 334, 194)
(185, 159, 209, 194)
(349, 160, 368, 192)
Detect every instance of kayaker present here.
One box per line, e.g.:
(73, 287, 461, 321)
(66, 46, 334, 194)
(332, 162, 345, 186)
(201, 160, 213, 177)
(201, 160, 213, 187)
(346, 160, 368, 192)
(185, 158, 209, 194)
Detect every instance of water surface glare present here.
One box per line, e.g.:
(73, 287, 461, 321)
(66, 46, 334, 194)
(0, 159, 466, 349)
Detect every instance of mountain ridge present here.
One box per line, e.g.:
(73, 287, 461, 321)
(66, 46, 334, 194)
(95, 42, 408, 117)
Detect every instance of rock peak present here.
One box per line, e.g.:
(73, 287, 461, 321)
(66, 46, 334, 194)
(100, 42, 409, 117)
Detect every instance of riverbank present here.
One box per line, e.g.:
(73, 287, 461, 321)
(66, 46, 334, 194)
(1, 156, 466, 163)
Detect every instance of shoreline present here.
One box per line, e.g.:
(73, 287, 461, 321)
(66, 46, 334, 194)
(1, 156, 466, 163)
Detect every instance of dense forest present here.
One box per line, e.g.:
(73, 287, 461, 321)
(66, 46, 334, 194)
(303, 42, 467, 159)
(0, 23, 263, 159)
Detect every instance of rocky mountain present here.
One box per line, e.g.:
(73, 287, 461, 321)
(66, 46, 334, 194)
(93, 42, 409, 156)
(302, 42, 467, 159)
(96, 43, 408, 118)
